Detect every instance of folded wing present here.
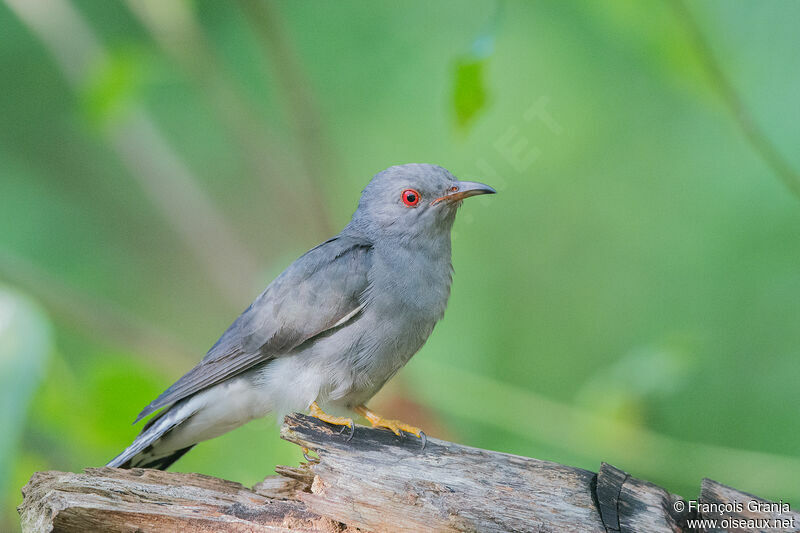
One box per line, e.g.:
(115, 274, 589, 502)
(135, 235, 373, 422)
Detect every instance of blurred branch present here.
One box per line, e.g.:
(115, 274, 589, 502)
(106, 108, 259, 304)
(0, 249, 196, 372)
(411, 359, 800, 500)
(238, 0, 337, 237)
(5, 0, 259, 306)
(670, 0, 800, 200)
(124, 0, 283, 164)
(1, 0, 101, 88)
(123, 0, 318, 244)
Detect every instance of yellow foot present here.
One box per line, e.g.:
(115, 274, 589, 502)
(355, 405, 426, 447)
(309, 401, 354, 431)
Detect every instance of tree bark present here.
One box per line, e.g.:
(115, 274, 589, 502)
(18, 414, 799, 532)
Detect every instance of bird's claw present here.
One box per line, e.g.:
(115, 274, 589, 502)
(308, 401, 354, 441)
(301, 447, 319, 463)
(387, 425, 426, 450)
(354, 405, 426, 449)
(338, 423, 355, 442)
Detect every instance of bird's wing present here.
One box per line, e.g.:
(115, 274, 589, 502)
(135, 235, 373, 422)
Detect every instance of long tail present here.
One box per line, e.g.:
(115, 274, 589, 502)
(106, 401, 198, 470)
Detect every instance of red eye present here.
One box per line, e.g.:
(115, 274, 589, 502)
(401, 188, 421, 207)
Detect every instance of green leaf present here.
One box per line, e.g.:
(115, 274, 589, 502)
(81, 46, 147, 127)
(452, 56, 490, 132)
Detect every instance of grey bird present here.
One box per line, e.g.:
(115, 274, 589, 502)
(108, 164, 495, 469)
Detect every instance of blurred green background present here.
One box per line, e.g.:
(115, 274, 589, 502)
(2, 0, 800, 529)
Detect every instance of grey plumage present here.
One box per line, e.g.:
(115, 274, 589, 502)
(108, 164, 495, 469)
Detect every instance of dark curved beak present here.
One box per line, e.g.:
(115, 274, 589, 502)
(432, 180, 497, 205)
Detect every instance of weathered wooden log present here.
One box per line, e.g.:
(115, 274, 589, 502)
(696, 479, 799, 532)
(18, 467, 347, 533)
(18, 414, 799, 532)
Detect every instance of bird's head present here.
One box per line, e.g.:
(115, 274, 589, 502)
(351, 164, 495, 239)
